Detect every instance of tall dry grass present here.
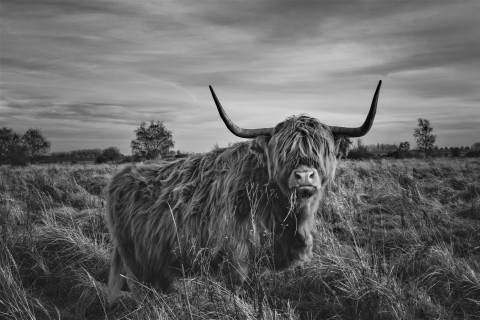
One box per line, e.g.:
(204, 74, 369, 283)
(0, 159, 479, 319)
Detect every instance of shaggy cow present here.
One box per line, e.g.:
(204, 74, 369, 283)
(106, 81, 382, 303)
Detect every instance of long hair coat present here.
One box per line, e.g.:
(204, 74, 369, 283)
(106, 115, 338, 301)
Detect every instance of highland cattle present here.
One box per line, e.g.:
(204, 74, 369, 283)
(106, 81, 382, 304)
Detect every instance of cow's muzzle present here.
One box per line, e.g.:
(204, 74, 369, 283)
(294, 186, 318, 198)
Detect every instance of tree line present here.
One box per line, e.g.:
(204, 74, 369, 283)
(345, 118, 480, 159)
(2, 118, 479, 166)
(0, 127, 123, 165)
(0, 128, 51, 165)
(0, 121, 182, 165)
(51, 147, 122, 164)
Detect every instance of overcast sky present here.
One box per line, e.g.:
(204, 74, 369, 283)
(1, 0, 479, 154)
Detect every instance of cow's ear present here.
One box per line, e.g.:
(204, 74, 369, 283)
(251, 136, 272, 180)
(333, 136, 342, 156)
(250, 136, 270, 155)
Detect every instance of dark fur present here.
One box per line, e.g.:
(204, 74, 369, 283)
(335, 136, 353, 159)
(106, 115, 338, 302)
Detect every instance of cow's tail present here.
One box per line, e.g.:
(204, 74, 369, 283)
(107, 245, 125, 306)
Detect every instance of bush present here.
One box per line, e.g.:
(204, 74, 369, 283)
(465, 150, 480, 157)
(347, 149, 376, 160)
(9, 147, 29, 166)
(94, 156, 107, 164)
(102, 146, 121, 162)
(175, 153, 188, 158)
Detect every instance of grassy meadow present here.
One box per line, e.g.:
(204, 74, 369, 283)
(1, 158, 479, 319)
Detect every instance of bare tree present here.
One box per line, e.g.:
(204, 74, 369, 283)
(413, 118, 436, 157)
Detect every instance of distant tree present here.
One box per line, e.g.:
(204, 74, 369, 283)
(374, 143, 397, 152)
(95, 155, 107, 164)
(22, 128, 51, 164)
(70, 148, 102, 158)
(413, 118, 436, 157)
(50, 151, 70, 159)
(399, 141, 410, 150)
(0, 127, 21, 165)
(451, 147, 461, 157)
(175, 150, 190, 158)
(102, 146, 121, 162)
(465, 143, 480, 157)
(396, 141, 411, 158)
(119, 155, 134, 163)
(8, 144, 29, 166)
(131, 121, 174, 160)
(347, 138, 376, 160)
(356, 138, 366, 152)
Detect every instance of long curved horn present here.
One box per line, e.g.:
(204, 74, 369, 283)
(209, 85, 273, 138)
(328, 80, 382, 137)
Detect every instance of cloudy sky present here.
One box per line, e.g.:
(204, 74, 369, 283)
(1, 0, 479, 154)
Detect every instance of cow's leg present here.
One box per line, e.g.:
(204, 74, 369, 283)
(152, 273, 173, 292)
(223, 260, 248, 291)
(107, 245, 126, 306)
(223, 241, 249, 291)
(122, 270, 172, 301)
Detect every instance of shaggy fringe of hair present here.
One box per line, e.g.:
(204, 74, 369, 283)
(269, 115, 337, 182)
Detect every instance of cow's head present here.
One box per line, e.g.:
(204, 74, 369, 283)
(266, 115, 337, 199)
(209, 81, 382, 264)
(209, 81, 381, 196)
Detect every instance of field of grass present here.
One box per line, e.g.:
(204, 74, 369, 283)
(1, 158, 479, 320)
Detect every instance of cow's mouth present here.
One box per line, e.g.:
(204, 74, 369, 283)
(294, 186, 317, 198)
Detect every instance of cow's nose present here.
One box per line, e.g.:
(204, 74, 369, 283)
(294, 170, 315, 185)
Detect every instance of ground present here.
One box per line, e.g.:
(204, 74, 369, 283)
(1, 158, 479, 319)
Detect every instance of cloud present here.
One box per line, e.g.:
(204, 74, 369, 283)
(1, 1, 479, 153)
(1, 0, 138, 16)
